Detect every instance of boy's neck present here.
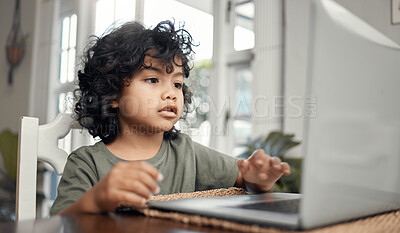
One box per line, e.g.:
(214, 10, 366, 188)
(105, 131, 164, 161)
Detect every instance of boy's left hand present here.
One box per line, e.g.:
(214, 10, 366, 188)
(237, 149, 291, 193)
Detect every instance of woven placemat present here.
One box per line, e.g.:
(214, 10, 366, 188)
(138, 187, 400, 233)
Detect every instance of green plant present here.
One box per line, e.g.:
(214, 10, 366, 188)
(237, 131, 302, 193)
(0, 130, 18, 195)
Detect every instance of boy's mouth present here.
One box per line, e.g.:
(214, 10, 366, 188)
(158, 105, 178, 117)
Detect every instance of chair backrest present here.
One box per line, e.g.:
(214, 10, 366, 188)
(16, 113, 80, 221)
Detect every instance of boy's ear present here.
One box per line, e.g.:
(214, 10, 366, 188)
(111, 100, 119, 108)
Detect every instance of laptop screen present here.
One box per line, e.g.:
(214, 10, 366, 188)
(300, 0, 400, 228)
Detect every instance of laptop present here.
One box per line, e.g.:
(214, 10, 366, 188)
(149, 0, 400, 230)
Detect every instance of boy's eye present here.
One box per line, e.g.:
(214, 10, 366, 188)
(145, 78, 158, 83)
(173, 83, 183, 89)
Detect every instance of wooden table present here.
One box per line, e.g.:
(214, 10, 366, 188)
(2, 210, 399, 233)
(0, 213, 232, 233)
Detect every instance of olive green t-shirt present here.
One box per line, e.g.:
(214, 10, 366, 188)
(50, 133, 239, 216)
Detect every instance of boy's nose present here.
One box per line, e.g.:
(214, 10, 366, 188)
(161, 85, 177, 101)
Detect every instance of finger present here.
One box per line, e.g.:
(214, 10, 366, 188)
(118, 162, 161, 194)
(237, 159, 244, 168)
(270, 157, 282, 170)
(237, 159, 250, 176)
(135, 170, 161, 194)
(136, 161, 164, 182)
(247, 149, 265, 161)
(256, 158, 271, 181)
(258, 172, 268, 180)
(281, 162, 291, 175)
(117, 191, 147, 208)
(121, 179, 154, 199)
(248, 150, 270, 167)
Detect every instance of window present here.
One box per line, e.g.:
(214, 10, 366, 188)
(95, 0, 136, 36)
(227, 0, 255, 156)
(60, 14, 77, 84)
(57, 14, 78, 143)
(234, 0, 254, 51)
(231, 65, 253, 156)
(57, 13, 78, 114)
(144, 0, 213, 61)
(184, 60, 212, 128)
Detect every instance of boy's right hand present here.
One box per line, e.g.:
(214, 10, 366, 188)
(90, 161, 163, 213)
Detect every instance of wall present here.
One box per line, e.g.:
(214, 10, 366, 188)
(336, 0, 400, 45)
(284, 0, 400, 158)
(0, 0, 37, 133)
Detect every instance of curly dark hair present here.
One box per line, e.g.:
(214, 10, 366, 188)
(74, 20, 194, 144)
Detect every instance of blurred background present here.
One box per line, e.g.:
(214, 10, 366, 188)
(0, 0, 399, 220)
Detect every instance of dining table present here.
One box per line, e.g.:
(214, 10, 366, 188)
(0, 212, 233, 233)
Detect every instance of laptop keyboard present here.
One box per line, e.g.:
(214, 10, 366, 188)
(235, 198, 300, 214)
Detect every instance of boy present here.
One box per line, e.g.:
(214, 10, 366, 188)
(50, 20, 290, 216)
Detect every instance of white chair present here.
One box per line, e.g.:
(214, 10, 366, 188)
(16, 113, 80, 221)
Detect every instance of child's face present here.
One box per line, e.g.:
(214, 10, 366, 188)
(114, 56, 185, 135)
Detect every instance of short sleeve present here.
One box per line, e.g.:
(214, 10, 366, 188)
(49, 153, 98, 216)
(193, 142, 239, 191)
